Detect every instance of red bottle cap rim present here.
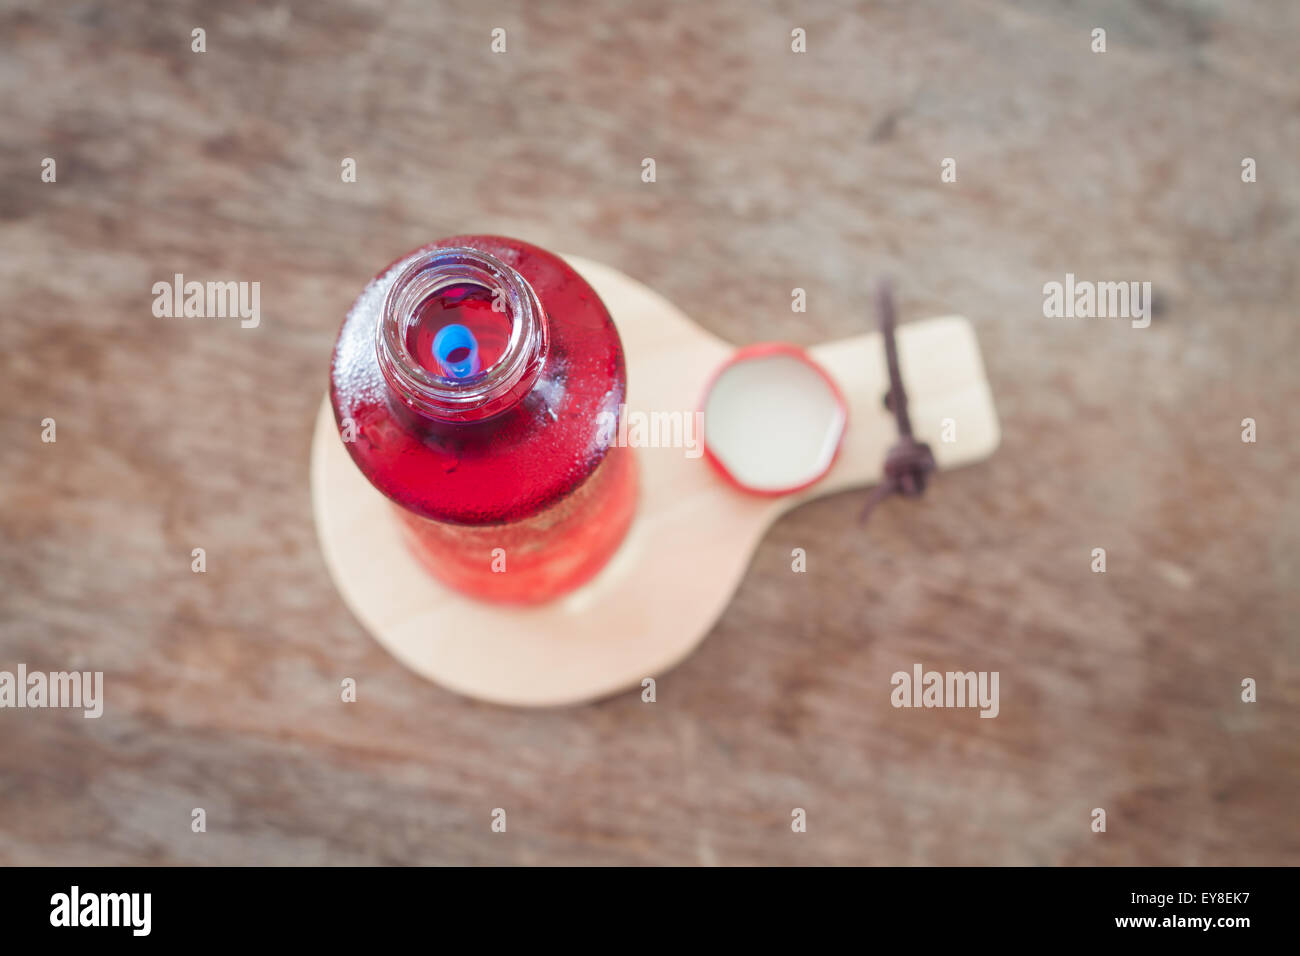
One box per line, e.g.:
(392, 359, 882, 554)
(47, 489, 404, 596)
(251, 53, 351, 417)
(699, 343, 848, 496)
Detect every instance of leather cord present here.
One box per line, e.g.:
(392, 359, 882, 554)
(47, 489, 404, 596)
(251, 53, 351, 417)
(859, 281, 936, 522)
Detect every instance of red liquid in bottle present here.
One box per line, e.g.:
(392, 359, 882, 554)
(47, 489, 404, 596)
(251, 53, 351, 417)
(403, 283, 510, 374)
(329, 236, 637, 603)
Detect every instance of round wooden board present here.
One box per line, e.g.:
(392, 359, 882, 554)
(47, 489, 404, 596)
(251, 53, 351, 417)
(311, 256, 1000, 706)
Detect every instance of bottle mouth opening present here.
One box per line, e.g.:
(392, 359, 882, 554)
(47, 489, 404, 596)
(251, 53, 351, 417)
(377, 247, 547, 421)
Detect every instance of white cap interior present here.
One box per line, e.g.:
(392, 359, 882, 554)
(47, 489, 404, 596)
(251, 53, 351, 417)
(703, 351, 845, 493)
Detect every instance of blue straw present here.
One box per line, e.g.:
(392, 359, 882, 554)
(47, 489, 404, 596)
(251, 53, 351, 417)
(432, 323, 481, 379)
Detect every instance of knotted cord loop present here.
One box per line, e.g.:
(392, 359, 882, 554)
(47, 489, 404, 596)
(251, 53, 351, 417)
(860, 281, 936, 522)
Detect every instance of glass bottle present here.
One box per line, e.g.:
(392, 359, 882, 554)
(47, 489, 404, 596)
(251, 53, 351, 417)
(330, 236, 637, 603)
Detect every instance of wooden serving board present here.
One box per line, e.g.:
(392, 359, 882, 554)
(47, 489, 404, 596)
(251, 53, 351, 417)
(310, 255, 1000, 707)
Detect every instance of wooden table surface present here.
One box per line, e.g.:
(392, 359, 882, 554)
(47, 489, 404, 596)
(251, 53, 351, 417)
(2, 0, 1297, 865)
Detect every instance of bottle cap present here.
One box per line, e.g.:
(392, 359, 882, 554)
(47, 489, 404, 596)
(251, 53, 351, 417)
(701, 343, 847, 495)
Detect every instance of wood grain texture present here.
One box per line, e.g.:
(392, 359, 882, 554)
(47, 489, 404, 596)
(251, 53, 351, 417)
(1, 0, 1297, 865)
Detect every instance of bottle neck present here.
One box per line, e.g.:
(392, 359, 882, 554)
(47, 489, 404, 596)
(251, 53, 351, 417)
(376, 246, 548, 423)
